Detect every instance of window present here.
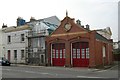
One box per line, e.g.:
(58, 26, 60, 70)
(77, 49, 80, 58)
(33, 38, 38, 47)
(103, 46, 106, 57)
(73, 48, 76, 58)
(8, 36, 11, 43)
(52, 49, 55, 58)
(14, 50, 17, 59)
(56, 50, 58, 58)
(21, 50, 25, 59)
(21, 34, 25, 41)
(81, 49, 85, 58)
(86, 48, 89, 58)
(60, 50, 62, 58)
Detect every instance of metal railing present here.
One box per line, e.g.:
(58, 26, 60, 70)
(28, 30, 46, 37)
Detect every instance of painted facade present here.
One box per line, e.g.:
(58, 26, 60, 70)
(46, 15, 113, 68)
(26, 16, 60, 65)
(0, 29, 5, 57)
(2, 25, 31, 63)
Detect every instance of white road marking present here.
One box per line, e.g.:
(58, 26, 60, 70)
(40, 73, 49, 75)
(25, 71, 36, 73)
(2, 69, 11, 71)
(97, 70, 107, 72)
(77, 75, 101, 78)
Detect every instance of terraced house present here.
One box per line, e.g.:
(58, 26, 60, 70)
(2, 23, 30, 64)
(0, 24, 7, 57)
(46, 14, 113, 68)
(1, 16, 60, 65)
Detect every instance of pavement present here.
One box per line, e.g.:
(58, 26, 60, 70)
(2, 63, 118, 78)
(10, 62, 118, 72)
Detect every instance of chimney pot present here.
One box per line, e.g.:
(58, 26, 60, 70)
(86, 24, 90, 30)
(2, 23, 7, 28)
(76, 19, 81, 26)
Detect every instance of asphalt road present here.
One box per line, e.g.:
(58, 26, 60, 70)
(1, 64, 119, 79)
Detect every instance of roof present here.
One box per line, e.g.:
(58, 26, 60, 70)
(95, 32, 112, 43)
(26, 16, 60, 26)
(43, 21, 58, 30)
(2, 25, 31, 33)
(96, 27, 112, 35)
(42, 16, 60, 26)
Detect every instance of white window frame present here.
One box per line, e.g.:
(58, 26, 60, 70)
(73, 48, 76, 58)
(103, 46, 106, 57)
(86, 48, 89, 58)
(60, 49, 62, 58)
(77, 49, 80, 58)
(81, 49, 85, 58)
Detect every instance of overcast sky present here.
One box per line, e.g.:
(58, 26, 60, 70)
(0, 0, 119, 41)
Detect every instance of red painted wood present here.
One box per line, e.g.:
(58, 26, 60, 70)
(72, 42, 89, 67)
(52, 43, 65, 66)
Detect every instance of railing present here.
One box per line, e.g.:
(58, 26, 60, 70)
(28, 30, 46, 37)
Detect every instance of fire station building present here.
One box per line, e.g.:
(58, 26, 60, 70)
(46, 15, 113, 68)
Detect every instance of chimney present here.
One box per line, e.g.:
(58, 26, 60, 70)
(86, 24, 90, 30)
(17, 17, 21, 26)
(76, 19, 81, 26)
(17, 17, 26, 26)
(2, 23, 7, 28)
(30, 17, 36, 22)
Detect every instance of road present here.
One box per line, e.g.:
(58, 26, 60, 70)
(1, 64, 119, 79)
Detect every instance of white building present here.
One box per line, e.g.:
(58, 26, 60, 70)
(113, 42, 118, 49)
(2, 25, 31, 63)
(0, 29, 4, 57)
(26, 16, 60, 65)
(96, 27, 112, 39)
(1, 16, 60, 64)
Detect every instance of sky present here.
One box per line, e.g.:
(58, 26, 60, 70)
(0, 0, 119, 41)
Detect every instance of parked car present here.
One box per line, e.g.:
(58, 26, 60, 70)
(0, 57, 11, 66)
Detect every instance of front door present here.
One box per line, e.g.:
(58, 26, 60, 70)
(72, 42, 89, 67)
(52, 43, 65, 66)
(8, 50, 11, 61)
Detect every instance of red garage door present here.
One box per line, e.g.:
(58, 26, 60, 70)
(72, 42, 89, 67)
(52, 43, 65, 66)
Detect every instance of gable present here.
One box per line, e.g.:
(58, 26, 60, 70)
(50, 16, 88, 36)
(106, 27, 112, 35)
